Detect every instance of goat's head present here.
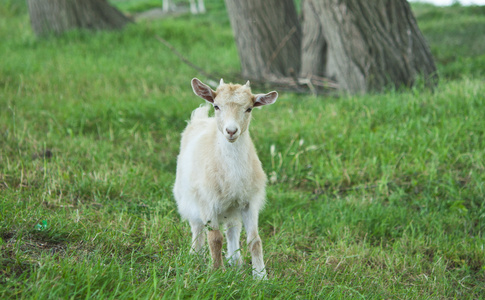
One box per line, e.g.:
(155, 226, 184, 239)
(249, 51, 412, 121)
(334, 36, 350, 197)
(191, 78, 278, 143)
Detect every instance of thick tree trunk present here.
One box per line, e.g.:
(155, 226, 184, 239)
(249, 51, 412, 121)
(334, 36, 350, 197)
(300, 0, 326, 79)
(27, 0, 131, 37)
(301, 0, 438, 93)
(224, 0, 301, 81)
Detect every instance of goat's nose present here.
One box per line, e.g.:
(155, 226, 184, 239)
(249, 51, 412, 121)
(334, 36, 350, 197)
(226, 128, 238, 137)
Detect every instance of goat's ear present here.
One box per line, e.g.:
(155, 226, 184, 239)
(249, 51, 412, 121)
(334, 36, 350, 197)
(191, 78, 216, 103)
(253, 91, 278, 107)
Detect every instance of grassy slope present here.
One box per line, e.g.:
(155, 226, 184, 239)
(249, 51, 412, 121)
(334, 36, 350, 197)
(1, 1, 484, 298)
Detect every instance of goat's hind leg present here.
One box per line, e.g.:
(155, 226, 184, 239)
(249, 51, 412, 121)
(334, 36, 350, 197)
(189, 219, 206, 254)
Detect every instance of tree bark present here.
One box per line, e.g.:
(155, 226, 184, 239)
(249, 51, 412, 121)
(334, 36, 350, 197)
(27, 0, 132, 37)
(301, 0, 438, 93)
(224, 0, 301, 81)
(300, 0, 327, 79)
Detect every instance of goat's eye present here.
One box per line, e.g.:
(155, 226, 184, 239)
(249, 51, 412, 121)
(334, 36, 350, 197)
(214, 105, 220, 111)
(245, 107, 253, 113)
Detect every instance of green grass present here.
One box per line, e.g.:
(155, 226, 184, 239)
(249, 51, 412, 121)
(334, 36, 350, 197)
(1, 1, 484, 298)
(412, 2, 485, 78)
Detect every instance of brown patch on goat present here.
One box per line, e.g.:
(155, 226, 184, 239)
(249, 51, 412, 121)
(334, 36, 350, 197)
(208, 230, 224, 269)
(215, 84, 253, 106)
(216, 83, 243, 93)
(250, 239, 262, 255)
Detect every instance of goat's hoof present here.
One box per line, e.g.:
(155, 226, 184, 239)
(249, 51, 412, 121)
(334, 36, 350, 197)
(212, 263, 226, 271)
(252, 271, 267, 280)
(227, 258, 243, 268)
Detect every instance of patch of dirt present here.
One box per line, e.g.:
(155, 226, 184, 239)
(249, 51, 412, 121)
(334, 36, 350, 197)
(0, 257, 32, 282)
(31, 149, 53, 160)
(0, 243, 33, 282)
(0, 230, 69, 282)
(0, 231, 15, 242)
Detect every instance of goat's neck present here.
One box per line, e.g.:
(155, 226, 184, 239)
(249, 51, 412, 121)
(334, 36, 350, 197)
(216, 130, 252, 163)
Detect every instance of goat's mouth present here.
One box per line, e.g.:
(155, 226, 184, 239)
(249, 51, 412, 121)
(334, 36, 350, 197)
(226, 136, 238, 143)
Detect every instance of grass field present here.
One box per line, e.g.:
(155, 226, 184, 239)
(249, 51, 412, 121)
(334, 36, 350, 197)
(1, 0, 484, 298)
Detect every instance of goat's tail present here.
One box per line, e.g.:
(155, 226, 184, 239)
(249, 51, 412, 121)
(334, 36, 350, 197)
(190, 104, 210, 121)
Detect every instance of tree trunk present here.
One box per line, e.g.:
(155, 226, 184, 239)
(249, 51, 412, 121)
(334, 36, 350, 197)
(300, 0, 327, 79)
(27, 0, 132, 37)
(301, 0, 438, 93)
(224, 0, 301, 81)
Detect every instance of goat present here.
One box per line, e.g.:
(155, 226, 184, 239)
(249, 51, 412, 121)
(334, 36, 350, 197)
(173, 78, 278, 279)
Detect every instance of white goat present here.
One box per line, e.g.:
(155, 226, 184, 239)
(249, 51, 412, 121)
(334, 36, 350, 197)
(173, 78, 278, 279)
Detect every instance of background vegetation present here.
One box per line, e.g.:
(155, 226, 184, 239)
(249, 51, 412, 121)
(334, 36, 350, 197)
(1, 0, 484, 298)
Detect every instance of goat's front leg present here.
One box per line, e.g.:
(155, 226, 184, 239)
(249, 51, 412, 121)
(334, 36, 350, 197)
(207, 229, 224, 270)
(225, 222, 243, 267)
(242, 207, 267, 279)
